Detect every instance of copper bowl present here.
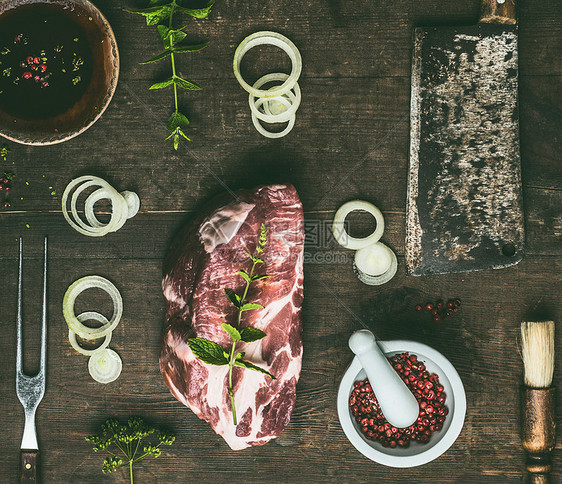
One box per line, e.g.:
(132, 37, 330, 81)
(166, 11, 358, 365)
(0, 0, 119, 145)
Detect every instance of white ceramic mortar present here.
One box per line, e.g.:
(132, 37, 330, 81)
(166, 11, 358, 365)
(337, 340, 466, 468)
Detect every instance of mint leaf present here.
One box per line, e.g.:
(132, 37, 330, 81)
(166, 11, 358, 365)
(126, 5, 172, 25)
(149, 77, 174, 90)
(221, 323, 241, 342)
(177, 128, 190, 141)
(167, 111, 190, 131)
(140, 50, 172, 64)
(240, 302, 264, 312)
(224, 289, 241, 308)
(252, 274, 270, 281)
(159, 27, 187, 47)
(168, 29, 187, 46)
(237, 270, 251, 283)
(173, 76, 202, 90)
(188, 338, 228, 365)
(173, 43, 208, 54)
(234, 359, 276, 379)
(176, 0, 214, 19)
(157, 25, 170, 41)
(239, 327, 267, 343)
(247, 253, 264, 264)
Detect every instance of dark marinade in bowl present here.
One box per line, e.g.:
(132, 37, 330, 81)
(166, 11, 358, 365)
(0, 3, 93, 120)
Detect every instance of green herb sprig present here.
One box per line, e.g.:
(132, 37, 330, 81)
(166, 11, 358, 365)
(127, 0, 213, 149)
(86, 417, 175, 484)
(188, 224, 275, 425)
(0, 144, 9, 161)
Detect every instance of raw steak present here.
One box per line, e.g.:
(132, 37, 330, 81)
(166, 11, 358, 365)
(160, 184, 304, 450)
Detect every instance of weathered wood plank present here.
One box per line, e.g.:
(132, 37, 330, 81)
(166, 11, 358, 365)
(0, 182, 560, 261)
(0, 73, 559, 217)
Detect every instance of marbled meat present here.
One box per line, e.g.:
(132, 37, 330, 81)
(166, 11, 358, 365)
(160, 184, 304, 450)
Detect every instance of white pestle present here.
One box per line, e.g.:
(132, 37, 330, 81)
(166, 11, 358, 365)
(349, 330, 419, 429)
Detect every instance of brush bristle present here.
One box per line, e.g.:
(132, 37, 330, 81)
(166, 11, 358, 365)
(520, 321, 555, 388)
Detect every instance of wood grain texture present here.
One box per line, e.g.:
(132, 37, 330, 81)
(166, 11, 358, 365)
(0, 0, 560, 483)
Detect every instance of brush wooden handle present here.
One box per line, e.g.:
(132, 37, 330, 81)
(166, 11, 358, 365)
(480, 0, 516, 25)
(522, 388, 556, 483)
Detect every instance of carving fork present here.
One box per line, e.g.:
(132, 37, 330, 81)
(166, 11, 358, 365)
(16, 237, 47, 483)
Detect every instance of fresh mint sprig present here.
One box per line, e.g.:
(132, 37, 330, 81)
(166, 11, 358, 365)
(86, 416, 175, 484)
(188, 224, 275, 425)
(127, 0, 213, 149)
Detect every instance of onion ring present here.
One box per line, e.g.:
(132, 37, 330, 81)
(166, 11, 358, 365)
(62, 275, 123, 340)
(62, 175, 139, 237)
(121, 191, 141, 218)
(83, 187, 127, 230)
(353, 242, 398, 285)
(88, 348, 122, 384)
(233, 31, 302, 98)
(68, 312, 113, 356)
(66, 178, 122, 236)
(332, 200, 385, 250)
(248, 73, 301, 124)
(251, 96, 296, 138)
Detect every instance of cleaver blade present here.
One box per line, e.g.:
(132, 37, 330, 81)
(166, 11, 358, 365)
(406, 0, 525, 276)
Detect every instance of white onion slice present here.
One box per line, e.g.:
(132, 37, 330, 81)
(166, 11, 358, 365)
(353, 242, 398, 285)
(233, 31, 302, 98)
(62, 175, 139, 237)
(83, 187, 128, 231)
(63, 276, 123, 340)
(121, 191, 140, 218)
(248, 73, 301, 124)
(68, 312, 113, 356)
(332, 200, 385, 250)
(251, 96, 296, 138)
(264, 96, 290, 116)
(88, 348, 122, 384)
(69, 179, 122, 235)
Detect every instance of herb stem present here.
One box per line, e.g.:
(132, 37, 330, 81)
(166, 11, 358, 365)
(169, 1, 179, 114)
(114, 441, 128, 458)
(129, 459, 134, 484)
(227, 255, 260, 425)
(237, 259, 258, 327)
(103, 450, 121, 460)
(133, 438, 141, 460)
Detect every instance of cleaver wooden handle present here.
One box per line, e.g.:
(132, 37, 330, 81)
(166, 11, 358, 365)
(480, 0, 516, 25)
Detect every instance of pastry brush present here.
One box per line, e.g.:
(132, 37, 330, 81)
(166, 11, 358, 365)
(520, 321, 556, 484)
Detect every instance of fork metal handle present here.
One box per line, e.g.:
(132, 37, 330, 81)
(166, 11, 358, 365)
(21, 407, 38, 450)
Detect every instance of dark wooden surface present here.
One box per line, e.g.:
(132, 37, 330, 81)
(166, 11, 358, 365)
(1, 0, 560, 482)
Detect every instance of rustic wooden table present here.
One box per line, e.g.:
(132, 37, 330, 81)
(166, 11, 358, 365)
(1, 0, 560, 482)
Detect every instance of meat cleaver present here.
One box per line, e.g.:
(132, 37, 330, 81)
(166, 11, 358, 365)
(406, 0, 525, 276)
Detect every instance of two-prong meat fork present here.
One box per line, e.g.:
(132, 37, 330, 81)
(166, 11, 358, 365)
(16, 237, 47, 483)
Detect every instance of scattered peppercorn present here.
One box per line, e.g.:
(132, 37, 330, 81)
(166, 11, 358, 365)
(415, 298, 461, 323)
(1, 170, 15, 209)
